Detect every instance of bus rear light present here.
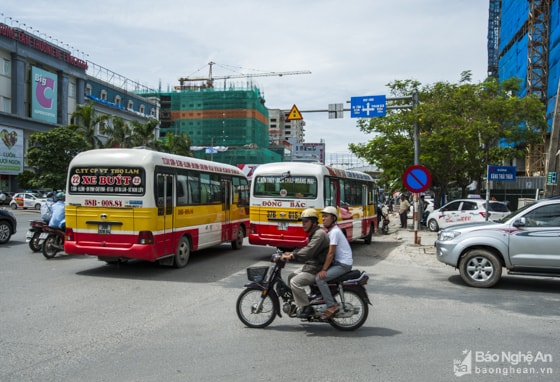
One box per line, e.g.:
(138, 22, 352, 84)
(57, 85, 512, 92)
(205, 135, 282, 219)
(65, 228, 74, 241)
(138, 231, 154, 244)
(250, 223, 257, 234)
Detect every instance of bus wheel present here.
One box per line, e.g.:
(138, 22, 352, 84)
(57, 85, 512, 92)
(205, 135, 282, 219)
(231, 226, 245, 250)
(363, 223, 373, 245)
(174, 237, 191, 268)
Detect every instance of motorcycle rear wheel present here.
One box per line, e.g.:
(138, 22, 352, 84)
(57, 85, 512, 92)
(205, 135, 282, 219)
(329, 289, 369, 331)
(42, 235, 60, 259)
(236, 289, 276, 328)
(29, 231, 42, 252)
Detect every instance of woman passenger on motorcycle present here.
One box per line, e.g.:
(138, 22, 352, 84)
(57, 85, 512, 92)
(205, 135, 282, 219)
(49, 192, 66, 230)
(280, 208, 330, 318)
(315, 206, 353, 320)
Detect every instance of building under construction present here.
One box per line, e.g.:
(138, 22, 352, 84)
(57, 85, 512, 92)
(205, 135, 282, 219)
(488, 0, 560, 184)
(155, 84, 282, 165)
(145, 62, 311, 165)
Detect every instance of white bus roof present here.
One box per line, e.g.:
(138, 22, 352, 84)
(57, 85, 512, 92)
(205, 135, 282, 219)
(252, 162, 374, 181)
(69, 148, 247, 178)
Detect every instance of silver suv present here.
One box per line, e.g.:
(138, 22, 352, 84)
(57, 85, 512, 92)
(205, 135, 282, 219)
(435, 198, 560, 287)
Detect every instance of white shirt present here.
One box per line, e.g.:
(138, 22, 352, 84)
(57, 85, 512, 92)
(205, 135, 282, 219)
(327, 224, 353, 266)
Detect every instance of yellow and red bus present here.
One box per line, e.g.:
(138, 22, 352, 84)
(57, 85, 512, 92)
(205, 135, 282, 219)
(64, 148, 250, 267)
(248, 162, 378, 249)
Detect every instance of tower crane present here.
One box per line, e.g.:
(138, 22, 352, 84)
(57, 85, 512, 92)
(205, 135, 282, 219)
(176, 61, 311, 89)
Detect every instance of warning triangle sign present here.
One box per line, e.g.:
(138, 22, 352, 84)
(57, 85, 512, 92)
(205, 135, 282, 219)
(286, 104, 303, 121)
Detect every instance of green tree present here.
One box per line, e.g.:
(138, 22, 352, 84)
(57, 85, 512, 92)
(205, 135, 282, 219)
(15, 170, 36, 190)
(27, 126, 88, 190)
(101, 116, 133, 148)
(350, 74, 547, 204)
(159, 132, 193, 156)
(70, 101, 109, 149)
(129, 119, 159, 148)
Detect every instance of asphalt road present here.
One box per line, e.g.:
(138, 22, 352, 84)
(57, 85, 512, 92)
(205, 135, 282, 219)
(1, 208, 559, 382)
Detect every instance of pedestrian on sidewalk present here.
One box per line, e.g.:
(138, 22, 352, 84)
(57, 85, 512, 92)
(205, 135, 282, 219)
(399, 193, 410, 229)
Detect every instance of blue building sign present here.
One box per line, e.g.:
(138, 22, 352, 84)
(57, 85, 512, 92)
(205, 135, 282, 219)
(487, 165, 516, 182)
(350, 95, 386, 118)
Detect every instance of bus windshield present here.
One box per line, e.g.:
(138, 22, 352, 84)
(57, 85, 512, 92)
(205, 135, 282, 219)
(253, 175, 317, 199)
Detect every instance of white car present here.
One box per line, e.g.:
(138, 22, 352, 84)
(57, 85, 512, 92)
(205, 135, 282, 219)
(426, 198, 510, 232)
(9, 193, 47, 210)
(408, 198, 435, 219)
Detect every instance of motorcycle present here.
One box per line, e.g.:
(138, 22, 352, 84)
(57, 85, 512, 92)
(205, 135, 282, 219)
(38, 226, 66, 259)
(25, 219, 49, 252)
(236, 251, 371, 331)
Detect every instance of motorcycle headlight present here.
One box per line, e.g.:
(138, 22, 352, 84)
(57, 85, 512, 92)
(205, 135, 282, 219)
(437, 230, 461, 241)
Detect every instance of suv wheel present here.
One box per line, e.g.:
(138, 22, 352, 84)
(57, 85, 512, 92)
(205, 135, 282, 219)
(459, 249, 502, 288)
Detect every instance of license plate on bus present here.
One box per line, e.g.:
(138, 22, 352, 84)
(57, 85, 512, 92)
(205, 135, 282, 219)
(278, 221, 288, 231)
(98, 223, 111, 235)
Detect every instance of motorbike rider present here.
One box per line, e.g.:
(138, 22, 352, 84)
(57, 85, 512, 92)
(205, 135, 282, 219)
(48, 192, 66, 229)
(315, 206, 353, 320)
(280, 208, 329, 318)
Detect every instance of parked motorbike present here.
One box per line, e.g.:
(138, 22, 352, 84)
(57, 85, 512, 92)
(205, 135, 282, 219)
(236, 251, 371, 331)
(38, 226, 66, 259)
(26, 219, 49, 252)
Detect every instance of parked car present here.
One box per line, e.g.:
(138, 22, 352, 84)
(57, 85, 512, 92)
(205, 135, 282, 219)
(407, 197, 435, 219)
(435, 197, 560, 287)
(0, 192, 14, 205)
(0, 208, 17, 244)
(9, 193, 47, 210)
(426, 198, 510, 232)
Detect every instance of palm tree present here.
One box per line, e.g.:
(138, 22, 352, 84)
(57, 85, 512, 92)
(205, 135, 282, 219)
(101, 116, 133, 148)
(70, 101, 109, 149)
(129, 119, 160, 148)
(161, 132, 193, 156)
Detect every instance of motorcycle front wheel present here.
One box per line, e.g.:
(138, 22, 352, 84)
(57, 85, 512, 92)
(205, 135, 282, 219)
(42, 234, 60, 259)
(29, 231, 42, 252)
(329, 289, 369, 331)
(236, 288, 276, 328)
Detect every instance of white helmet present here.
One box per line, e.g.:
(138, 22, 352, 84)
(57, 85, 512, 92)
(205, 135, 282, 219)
(321, 206, 338, 220)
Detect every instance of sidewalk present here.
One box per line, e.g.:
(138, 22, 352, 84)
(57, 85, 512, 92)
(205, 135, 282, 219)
(378, 213, 444, 268)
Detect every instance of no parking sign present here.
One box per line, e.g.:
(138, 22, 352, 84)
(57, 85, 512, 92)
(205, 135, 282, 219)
(402, 165, 432, 193)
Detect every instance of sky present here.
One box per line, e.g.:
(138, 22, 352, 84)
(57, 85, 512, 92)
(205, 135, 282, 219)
(2, 0, 490, 155)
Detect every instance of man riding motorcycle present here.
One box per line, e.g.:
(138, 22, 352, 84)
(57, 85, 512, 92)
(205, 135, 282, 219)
(280, 208, 329, 318)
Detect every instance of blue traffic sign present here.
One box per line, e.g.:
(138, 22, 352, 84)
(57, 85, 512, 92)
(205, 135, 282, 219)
(487, 165, 516, 182)
(350, 95, 386, 118)
(402, 165, 432, 193)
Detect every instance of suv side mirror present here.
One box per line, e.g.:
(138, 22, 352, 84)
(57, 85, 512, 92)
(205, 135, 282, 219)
(513, 217, 526, 227)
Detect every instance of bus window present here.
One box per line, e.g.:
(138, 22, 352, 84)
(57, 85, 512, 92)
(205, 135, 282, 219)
(189, 173, 200, 204)
(339, 179, 347, 206)
(210, 174, 222, 203)
(233, 177, 249, 206)
(176, 174, 190, 206)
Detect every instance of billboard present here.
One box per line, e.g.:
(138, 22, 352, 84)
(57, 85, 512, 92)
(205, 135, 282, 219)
(31, 66, 58, 124)
(292, 142, 325, 164)
(0, 127, 24, 174)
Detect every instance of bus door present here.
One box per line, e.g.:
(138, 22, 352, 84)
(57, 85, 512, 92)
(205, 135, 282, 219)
(221, 179, 232, 241)
(156, 172, 175, 256)
(361, 184, 369, 236)
(325, 177, 339, 208)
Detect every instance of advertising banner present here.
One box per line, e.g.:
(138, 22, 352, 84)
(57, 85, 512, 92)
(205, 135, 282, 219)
(31, 66, 58, 124)
(0, 126, 24, 174)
